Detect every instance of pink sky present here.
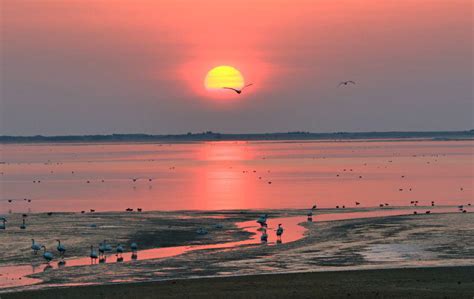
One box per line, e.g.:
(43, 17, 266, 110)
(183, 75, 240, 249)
(1, 0, 472, 134)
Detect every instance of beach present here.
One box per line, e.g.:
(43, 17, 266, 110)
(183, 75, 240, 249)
(4, 266, 474, 299)
(1, 209, 473, 296)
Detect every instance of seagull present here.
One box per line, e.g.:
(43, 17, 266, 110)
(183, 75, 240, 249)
(222, 83, 253, 94)
(338, 81, 355, 87)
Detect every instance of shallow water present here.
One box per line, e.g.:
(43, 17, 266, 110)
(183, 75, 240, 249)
(1, 208, 469, 290)
(1, 140, 472, 213)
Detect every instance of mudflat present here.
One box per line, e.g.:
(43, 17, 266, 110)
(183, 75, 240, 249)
(3, 266, 473, 299)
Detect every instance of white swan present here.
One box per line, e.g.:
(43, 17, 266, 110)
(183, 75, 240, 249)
(90, 245, 98, 263)
(41, 246, 54, 263)
(31, 239, 41, 255)
(276, 224, 284, 239)
(56, 239, 66, 257)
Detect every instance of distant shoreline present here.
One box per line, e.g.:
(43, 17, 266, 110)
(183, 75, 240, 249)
(1, 130, 473, 144)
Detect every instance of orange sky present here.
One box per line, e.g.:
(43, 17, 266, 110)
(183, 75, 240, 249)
(1, 0, 472, 134)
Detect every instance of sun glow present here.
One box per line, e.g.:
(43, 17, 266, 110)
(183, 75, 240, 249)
(204, 66, 244, 90)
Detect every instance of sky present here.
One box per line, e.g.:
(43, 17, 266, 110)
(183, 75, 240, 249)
(1, 0, 472, 135)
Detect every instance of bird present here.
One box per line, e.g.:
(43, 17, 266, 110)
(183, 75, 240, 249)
(130, 242, 138, 253)
(0, 218, 6, 229)
(256, 214, 268, 228)
(31, 239, 42, 254)
(41, 246, 54, 263)
(116, 244, 124, 257)
(222, 83, 253, 94)
(276, 224, 284, 239)
(355, 202, 360, 206)
(311, 205, 317, 210)
(89, 245, 98, 263)
(338, 80, 355, 87)
(260, 228, 268, 242)
(196, 228, 208, 235)
(20, 219, 26, 229)
(99, 240, 112, 258)
(56, 240, 66, 258)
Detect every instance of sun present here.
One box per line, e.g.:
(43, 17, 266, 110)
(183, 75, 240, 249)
(204, 66, 244, 90)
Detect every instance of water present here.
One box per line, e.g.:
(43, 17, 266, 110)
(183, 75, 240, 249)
(1, 140, 472, 213)
(2, 208, 453, 290)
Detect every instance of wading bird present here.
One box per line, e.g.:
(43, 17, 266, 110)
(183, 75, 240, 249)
(222, 83, 253, 94)
(41, 246, 54, 263)
(276, 224, 284, 240)
(90, 245, 98, 263)
(31, 239, 42, 254)
(56, 240, 66, 258)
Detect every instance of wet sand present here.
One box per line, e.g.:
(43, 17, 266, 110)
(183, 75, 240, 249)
(3, 266, 474, 299)
(1, 208, 473, 294)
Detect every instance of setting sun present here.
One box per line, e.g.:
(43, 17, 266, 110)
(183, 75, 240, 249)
(204, 66, 244, 90)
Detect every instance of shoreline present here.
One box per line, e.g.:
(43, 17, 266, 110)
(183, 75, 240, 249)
(1, 209, 472, 293)
(3, 266, 473, 298)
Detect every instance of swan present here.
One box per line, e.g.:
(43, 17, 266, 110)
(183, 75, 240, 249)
(256, 214, 268, 227)
(20, 219, 26, 229)
(41, 246, 54, 263)
(31, 239, 42, 254)
(276, 224, 284, 238)
(116, 244, 124, 257)
(130, 242, 138, 253)
(90, 246, 98, 263)
(56, 239, 66, 257)
(0, 218, 6, 229)
(99, 240, 112, 257)
(260, 228, 268, 242)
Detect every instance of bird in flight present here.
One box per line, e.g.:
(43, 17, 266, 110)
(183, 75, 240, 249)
(338, 81, 355, 87)
(222, 83, 253, 94)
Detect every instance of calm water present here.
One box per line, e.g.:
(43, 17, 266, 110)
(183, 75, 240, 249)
(1, 140, 472, 213)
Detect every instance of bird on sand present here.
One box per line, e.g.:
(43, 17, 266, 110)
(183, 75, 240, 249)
(90, 245, 98, 263)
(338, 81, 355, 87)
(56, 240, 66, 258)
(276, 224, 284, 239)
(222, 83, 253, 94)
(31, 239, 42, 254)
(41, 246, 54, 263)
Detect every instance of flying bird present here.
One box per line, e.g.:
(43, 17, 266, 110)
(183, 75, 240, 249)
(338, 81, 355, 87)
(222, 83, 253, 94)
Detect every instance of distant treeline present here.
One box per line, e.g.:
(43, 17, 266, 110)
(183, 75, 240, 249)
(1, 130, 473, 143)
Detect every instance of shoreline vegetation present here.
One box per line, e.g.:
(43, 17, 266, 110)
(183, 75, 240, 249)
(3, 266, 473, 299)
(1, 130, 473, 143)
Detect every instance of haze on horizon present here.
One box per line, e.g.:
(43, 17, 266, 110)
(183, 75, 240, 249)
(1, 0, 473, 136)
